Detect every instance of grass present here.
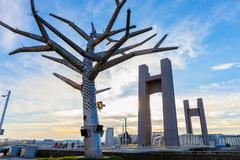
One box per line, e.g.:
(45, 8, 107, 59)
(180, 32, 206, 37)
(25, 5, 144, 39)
(37, 156, 125, 160)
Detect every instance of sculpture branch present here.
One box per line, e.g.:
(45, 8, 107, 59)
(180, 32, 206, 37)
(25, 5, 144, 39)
(42, 55, 83, 75)
(96, 33, 157, 56)
(9, 45, 52, 55)
(92, 0, 128, 47)
(91, 23, 97, 37)
(30, 0, 49, 40)
(131, 46, 178, 56)
(0, 18, 85, 73)
(101, 27, 152, 62)
(114, 0, 120, 6)
(53, 73, 82, 91)
(96, 87, 111, 94)
(47, 41, 85, 73)
(105, 0, 127, 32)
(49, 13, 90, 41)
(0, 21, 45, 42)
(113, 34, 157, 55)
(99, 53, 134, 71)
(154, 34, 168, 48)
(106, 37, 118, 45)
(92, 25, 136, 47)
(0, 1, 85, 74)
(32, 11, 101, 61)
(99, 47, 178, 72)
(89, 26, 153, 80)
(108, 25, 136, 37)
(125, 9, 131, 36)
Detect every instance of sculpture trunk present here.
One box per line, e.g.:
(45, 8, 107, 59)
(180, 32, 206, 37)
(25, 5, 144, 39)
(82, 58, 102, 158)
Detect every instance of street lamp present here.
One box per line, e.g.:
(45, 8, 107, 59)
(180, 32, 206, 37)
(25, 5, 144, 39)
(0, 90, 11, 135)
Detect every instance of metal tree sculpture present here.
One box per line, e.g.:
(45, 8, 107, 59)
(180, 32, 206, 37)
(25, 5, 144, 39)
(0, 0, 178, 158)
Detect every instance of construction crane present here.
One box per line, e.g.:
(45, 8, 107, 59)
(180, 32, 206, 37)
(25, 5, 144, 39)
(0, 90, 11, 135)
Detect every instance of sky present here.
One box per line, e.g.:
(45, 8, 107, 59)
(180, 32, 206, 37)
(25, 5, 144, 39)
(0, 0, 240, 140)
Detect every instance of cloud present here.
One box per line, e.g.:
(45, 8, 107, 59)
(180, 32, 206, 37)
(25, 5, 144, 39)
(0, 0, 31, 50)
(199, 78, 240, 92)
(210, 62, 240, 71)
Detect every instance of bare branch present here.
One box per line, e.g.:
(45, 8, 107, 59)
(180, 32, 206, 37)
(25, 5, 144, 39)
(91, 23, 97, 37)
(105, 0, 127, 32)
(30, 0, 49, 40)
(108, 25, 136, 37)
(103, 9, 130, 46)
(42, 55, 83, 75)
(102, 47, 178, 71)
(47, 41, 85, 72)
(91, 0, 131, 47)
(89, 46, 178, 79)
(9, 45, 52, 55)
(96, 87, 111, 94)
(101, 27, 153, 61)
(113, 33, 157, 55)
(0, 18, 85, 72)
(53, 73, 82, 91)
(0, 21, 45, 42)
(96, 34, 156, 56)
(100, 53, 134, 71)
(88, 53, 132, 80)
(49, 13, 90, 41)
(106, 37, 118, 43)
(115, 0, 120, 6)
(101, 36, 128, 62)
(92, 25, 136, 47)
(126, 9, 131, 36)
(106, 37, 118, 46)
(154, 34, 168, 48)
(35, 13, 101, 61)
(132, 46, 178, 56)
(129, 27, 152, 38)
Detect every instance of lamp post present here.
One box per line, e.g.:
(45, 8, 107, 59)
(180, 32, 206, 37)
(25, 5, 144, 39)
(0, 90, 11, 135)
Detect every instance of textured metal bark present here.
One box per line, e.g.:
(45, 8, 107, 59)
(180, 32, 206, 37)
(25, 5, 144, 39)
(82, 57, 102, 158)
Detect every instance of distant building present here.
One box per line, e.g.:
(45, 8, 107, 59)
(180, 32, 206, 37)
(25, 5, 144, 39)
(208, 134, 225, 146)
(120, 131, 132, 145)
(224, 135, 240, 146)
(179, 134, 240, 147)
(105, 128, 114, 147)
(130, 134, 138, 144)
(179, 134, 204, 146)
(152, 132, 164, 147)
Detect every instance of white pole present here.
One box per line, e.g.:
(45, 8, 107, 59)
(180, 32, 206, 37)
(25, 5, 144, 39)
(125, 117, 127, 146)
(0, 90, 11, 135)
